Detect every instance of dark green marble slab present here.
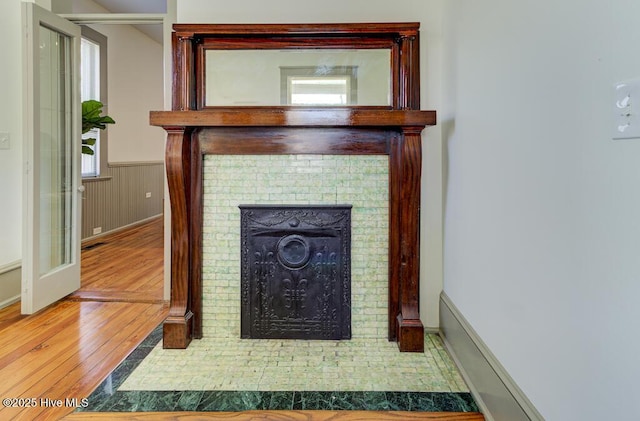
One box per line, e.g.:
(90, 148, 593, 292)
(81, 389, 478, 413)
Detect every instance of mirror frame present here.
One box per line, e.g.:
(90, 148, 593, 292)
(171, 23, 420, 111)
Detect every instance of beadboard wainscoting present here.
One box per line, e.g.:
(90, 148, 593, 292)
(81, 162, 164, 240)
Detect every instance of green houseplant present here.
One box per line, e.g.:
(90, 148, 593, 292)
(82, 100, 115, 155)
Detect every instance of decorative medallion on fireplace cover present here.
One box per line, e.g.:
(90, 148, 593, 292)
(240, 205, 352, 340)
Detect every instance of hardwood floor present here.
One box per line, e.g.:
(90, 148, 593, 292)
(0, 217, 168, 421)
(0, 216, 484, 421)
(70, 217, 165, 303)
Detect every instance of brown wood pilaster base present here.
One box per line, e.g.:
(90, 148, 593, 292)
(162, 311, 193, 349)
(396, 314, 424, 352)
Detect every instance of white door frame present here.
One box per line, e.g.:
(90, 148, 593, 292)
(60, 3, 176, 302)
(22, 2, 82, 314)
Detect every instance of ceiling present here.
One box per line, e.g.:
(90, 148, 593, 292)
(90, 0, 166, 43)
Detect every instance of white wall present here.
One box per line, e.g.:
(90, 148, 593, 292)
(177, 0, 445, 329)
(0, 0, 26, 267)
(56, 0, 165, 163)
(91, 22, 165, 162)
(443, 1, 640, 420)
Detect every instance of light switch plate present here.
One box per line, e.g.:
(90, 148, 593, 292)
(613, 77, 640, 140)
(0, 132, 9, 150)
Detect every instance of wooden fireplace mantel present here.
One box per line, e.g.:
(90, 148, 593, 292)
(155, 22, 434, 352)
(150, 108, 435, 128)
(152, 107, 435, 352)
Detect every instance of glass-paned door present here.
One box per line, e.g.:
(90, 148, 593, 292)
(22, 4, 81, 314)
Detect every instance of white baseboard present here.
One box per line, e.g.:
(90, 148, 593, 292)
(0, 260, 21, 275)
(81, 214, 163, 244)
(0, 295, 20, 309)
(0, 262, 21, 310)
(439, 292, 544, 421)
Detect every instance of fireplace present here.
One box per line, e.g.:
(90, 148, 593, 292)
(240, 205, 352, 340)
(152, 23, 436, 352)
(201, 155, 387, 341)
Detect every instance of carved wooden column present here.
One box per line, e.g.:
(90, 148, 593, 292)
(397, 32, 420, 110)
(171, 32, 196, 111)
(389, 126, 425, 352)
(164, 31, 201, 347)
(395, 127, 424, 352)
(163, 126, 194, 349)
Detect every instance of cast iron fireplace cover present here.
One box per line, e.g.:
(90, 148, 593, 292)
(239, 205, 352, 340)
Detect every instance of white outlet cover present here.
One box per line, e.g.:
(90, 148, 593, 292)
(613, 77, 640, 140)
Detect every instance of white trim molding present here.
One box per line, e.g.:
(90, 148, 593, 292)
(58, 13, 165, 25)
(439, 292, 544, 421)
(81, 214, 163, 245)
(0, 260, 21, 275)
(0, 261, 21, 309)
(0, 295, 20, 310)
(109, 161, 164, 167)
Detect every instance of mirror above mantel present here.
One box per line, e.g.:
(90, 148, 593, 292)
(172, 22, 422, 111)
(204, 49, 392, 107)
(155, 22, 434, 353)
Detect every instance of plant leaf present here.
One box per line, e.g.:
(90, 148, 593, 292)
(82, 100, 115, 135)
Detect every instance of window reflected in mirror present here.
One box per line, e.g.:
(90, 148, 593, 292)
(281, 66, 357, 106)
(204, 49, 390, 107)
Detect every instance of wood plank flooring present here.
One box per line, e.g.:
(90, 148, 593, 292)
(0, 216, 484, 421)
(0, 217, 168, 421)
(70, 217, 165, 303)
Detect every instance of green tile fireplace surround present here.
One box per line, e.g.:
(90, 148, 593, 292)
(202, 155, 389, 340)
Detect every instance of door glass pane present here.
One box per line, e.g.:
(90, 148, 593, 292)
(39, 25, 73, 275)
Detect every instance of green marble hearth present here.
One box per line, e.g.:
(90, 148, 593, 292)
(77, 325, 478, 413)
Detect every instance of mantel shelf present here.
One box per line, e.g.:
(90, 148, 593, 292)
(150, 108, 436, 129)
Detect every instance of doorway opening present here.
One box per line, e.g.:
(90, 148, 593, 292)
(51, 0, 169, 305)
